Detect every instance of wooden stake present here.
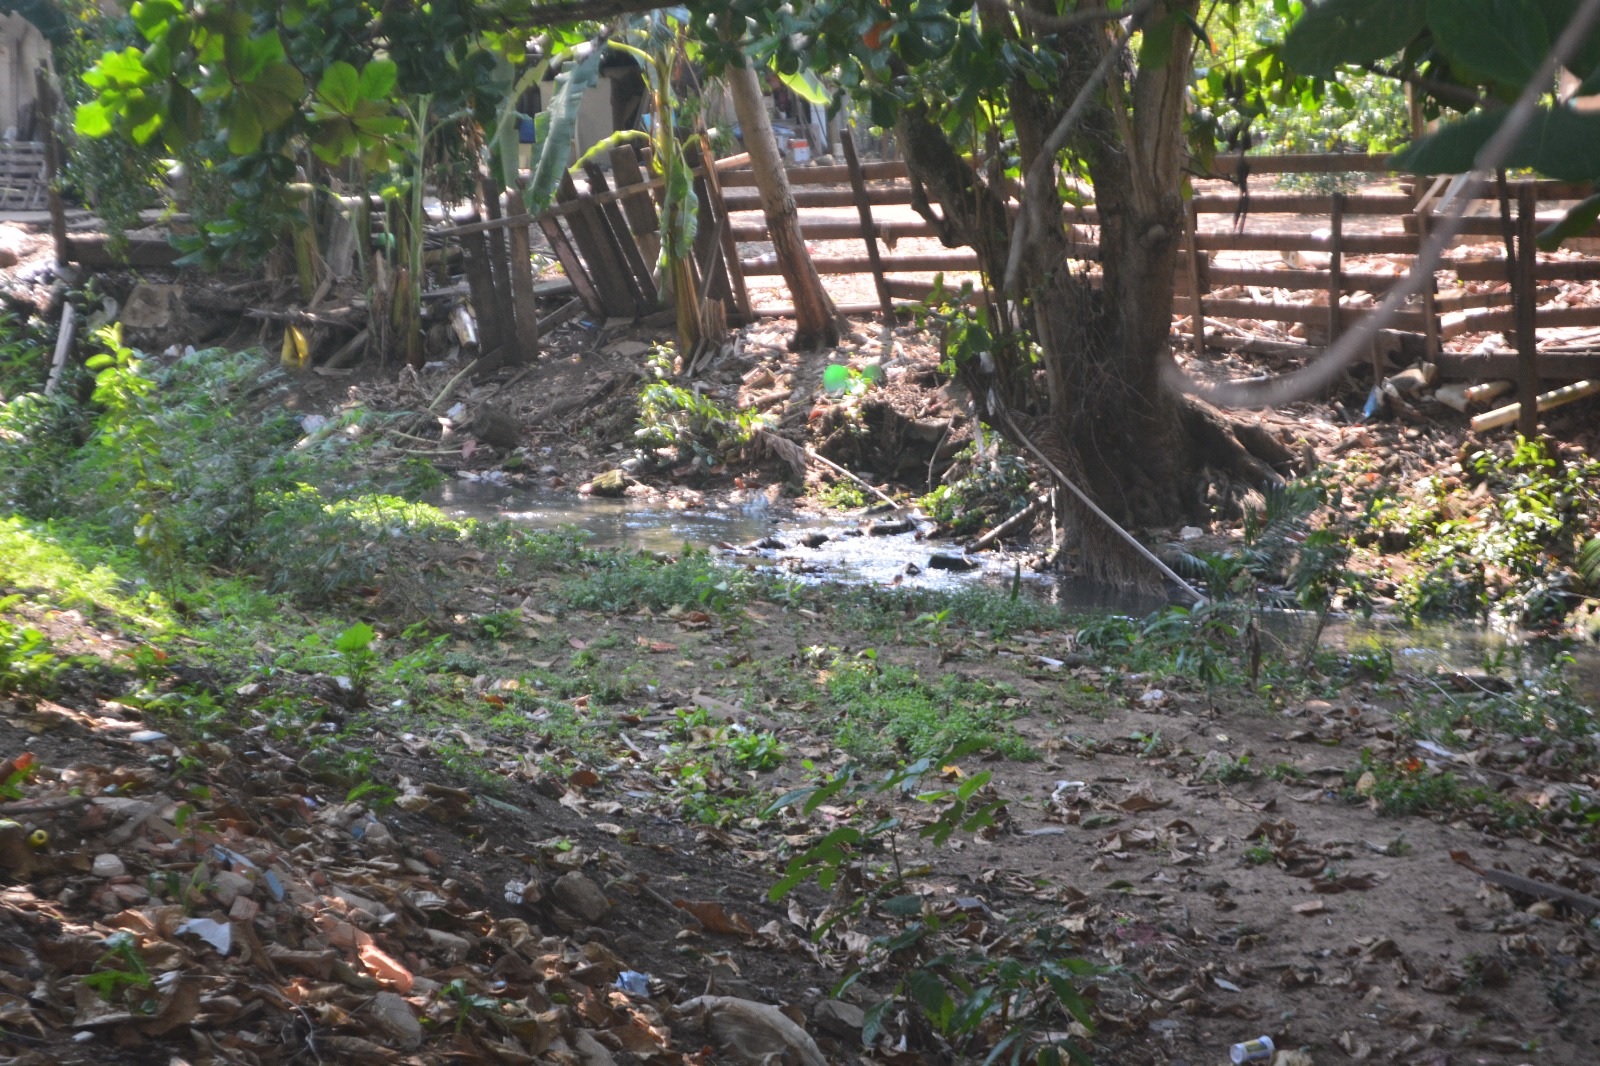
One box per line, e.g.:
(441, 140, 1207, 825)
(698, 134, 752, 322)
(1515, 183, 1540, 438)
(840, 129, 894, 323)
(44, 301, 74, 395)
(505, 201, 542, 365)
(584, 161, 656, 311)
(537, 215, 604, 317)
(1183, 198, 1204, 349)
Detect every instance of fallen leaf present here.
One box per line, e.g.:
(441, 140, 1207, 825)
(674, 899, 756, 937)
(1293, 899, 1328, 915)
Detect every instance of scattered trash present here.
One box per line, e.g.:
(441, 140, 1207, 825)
(615, 970, 651, 996)
(1228, 1034, 1275, 1063)
(175, 918, 233, 955)
(127, 730, 167, 743)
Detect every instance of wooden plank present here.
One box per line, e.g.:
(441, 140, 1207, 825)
(536, 215, 604, 317)
(1199, 298, 1426, 328)
(1438, 351, 1600, 381)
(63, 236, 180, 268)
(478, 173, 519, 365)
(557, 171, 635, 318)
(505, 201, 542, 365)
(718, 160, 907, 187)
(1452, 214, 1600, 238)
(1451, 258, 1600, 282)
(1191, 191, 1414, 215)
(1516, 184, 1539, 437)
(696, 134, 750, 321)
(459, 224, 505, 362)
(741, 250, 982, 276)
(684, 142, 723, 303)
(1208, 152, 1393, 178)
(729, 218, 939, 243)
(1206, 266, 1398, 290)
(583, 161, 657, 312)
(36, 72, 65, 266)
(720, 185, 916, 211)
(1194, 231, 1419, 254)
(841, 129, 894, 322)
(609, 144, 660, 266)
(1184, 199, 1204, 346)
(1440, 303, 1600, 338)
(1328, 191, 1345, 350)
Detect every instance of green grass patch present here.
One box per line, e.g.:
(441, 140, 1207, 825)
(823, 655, 1035, 761)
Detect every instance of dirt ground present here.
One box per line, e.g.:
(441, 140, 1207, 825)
(5, 207, 1600, 1066)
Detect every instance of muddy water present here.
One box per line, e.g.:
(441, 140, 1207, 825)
(430, 478, 1166, 611)
(430, 478, 1600, 698)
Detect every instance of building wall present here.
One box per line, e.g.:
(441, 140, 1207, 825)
(0, 14, 51, 139)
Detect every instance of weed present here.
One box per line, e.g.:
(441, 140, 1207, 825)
(816, 479, 867, 510)
(560, 548, 752, 614)
(1243, 843, 1275, 865)
(727, 729, 785, 771)
(824, 655, 1034, 761)
(473, 609, 522, 640)
(0, 606, 63, 698)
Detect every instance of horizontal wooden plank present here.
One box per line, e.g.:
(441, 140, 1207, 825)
(1441, 303, 1600, 338)
(1207, 152, 1394, 177)
(728, 218, 941, 243)
(64, 236, 180, 268)
(1195, 231, 1419, 254)
(721, 185, 913, 212)
(718, 160, 906, 188)
(1200, 297, 1425, 328)
(1437, 351, 1600, 381)
(742, 250, 980, 276)
(1192, 191, 1414, 216)
(1207, 265, 1404, 291)
(1451, 257, 1600, 282)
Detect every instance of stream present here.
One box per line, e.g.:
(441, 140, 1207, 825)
(431, 478, 1600, 701)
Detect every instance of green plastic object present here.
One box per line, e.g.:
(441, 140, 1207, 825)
(822, 364, 850, 394)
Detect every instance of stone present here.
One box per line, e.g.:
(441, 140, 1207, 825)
(585, 469, 630, 498)
(800, 532, 830, 548)
(210, 870, 253, 905)
(552, 871, 611, 922)
(472, 403, 521, 450)
(812, 998, 866, 1041)
(867, 517, 916, 537)
(92, 853, 126, 878)
(424, 928, 473, 961)
(927, 553, 978, 572)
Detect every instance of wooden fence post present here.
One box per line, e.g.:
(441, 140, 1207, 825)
(840, 128, 894, 322)
(505, 182, 542, 365)
(557, 171, 635, 318)
(583, 161, 657, 311)
(1515, 183, 1540, 438)
(1183, 199, 1204, 349)
(697, 136, 752, 322)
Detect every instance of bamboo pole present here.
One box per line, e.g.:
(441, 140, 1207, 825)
(1470, 380, 1599, 433)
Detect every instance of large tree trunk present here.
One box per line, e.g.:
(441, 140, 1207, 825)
(726, 58, 841, 351)
(895, 1, 1294, 583)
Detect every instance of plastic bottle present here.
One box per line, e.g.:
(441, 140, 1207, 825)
(1229, 1034, 1275, 1063)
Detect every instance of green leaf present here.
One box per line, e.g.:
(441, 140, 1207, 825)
(881, 894, 925, 917)
(358, 59, 398, 101)
(335, 622, 375, 654)
(907, 970, 953, 1028)
(317, 62, 360, 114)
(1427, 0, 1548, 87)
(524, 47, 604, 214)
(1281, 0, 1428, 78)
(1394, 105, 1600, 181)
(224, 99, 263, 154)
(1538, 192, 1600, 249)
(861, 1000, 891, 1045)
(74, 101, 113, 138)
(772, 62, 829, 106)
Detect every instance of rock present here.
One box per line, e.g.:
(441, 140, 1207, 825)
(424, 928, 473, 961)
(553, 871, 611, 922)
(813, 998, 866, 1042)
(0, 247, 16, 269)
(678, 996, 827, 1066)
(604, 340, 650, 358)
(119, 283, 182, 331)
(584, 469, 630, 497)
(472, 403, 521, 450)
(210, 870, 252, 905)
(753, 536, 787, 550)
(927, 553, 978, 572)
(800, 532, 830, 548)
(867, 517, 916, 537)
(92, 853, 126, 878)
(364, 990, 422, 1049)
(904, 562, 921, 576)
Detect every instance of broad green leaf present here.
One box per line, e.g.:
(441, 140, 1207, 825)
(880, 894, 925, 917)
(772, 63, 829, 106)
(1281, 0, 1427, 78)
(1394, 105, 1600, 181)
(74, 101, 113, 138)
(335, 622, 375, 653)
(224, 98, 263, 155)
(1427, 0, 1548, 87)
(317, 62, 360, 114)
(358, 59, 398, 101)
(907, 970, 953, 1028)
(524, 47, 604, 214)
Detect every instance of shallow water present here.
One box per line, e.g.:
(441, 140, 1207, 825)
(430, 477, 1600, 699)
